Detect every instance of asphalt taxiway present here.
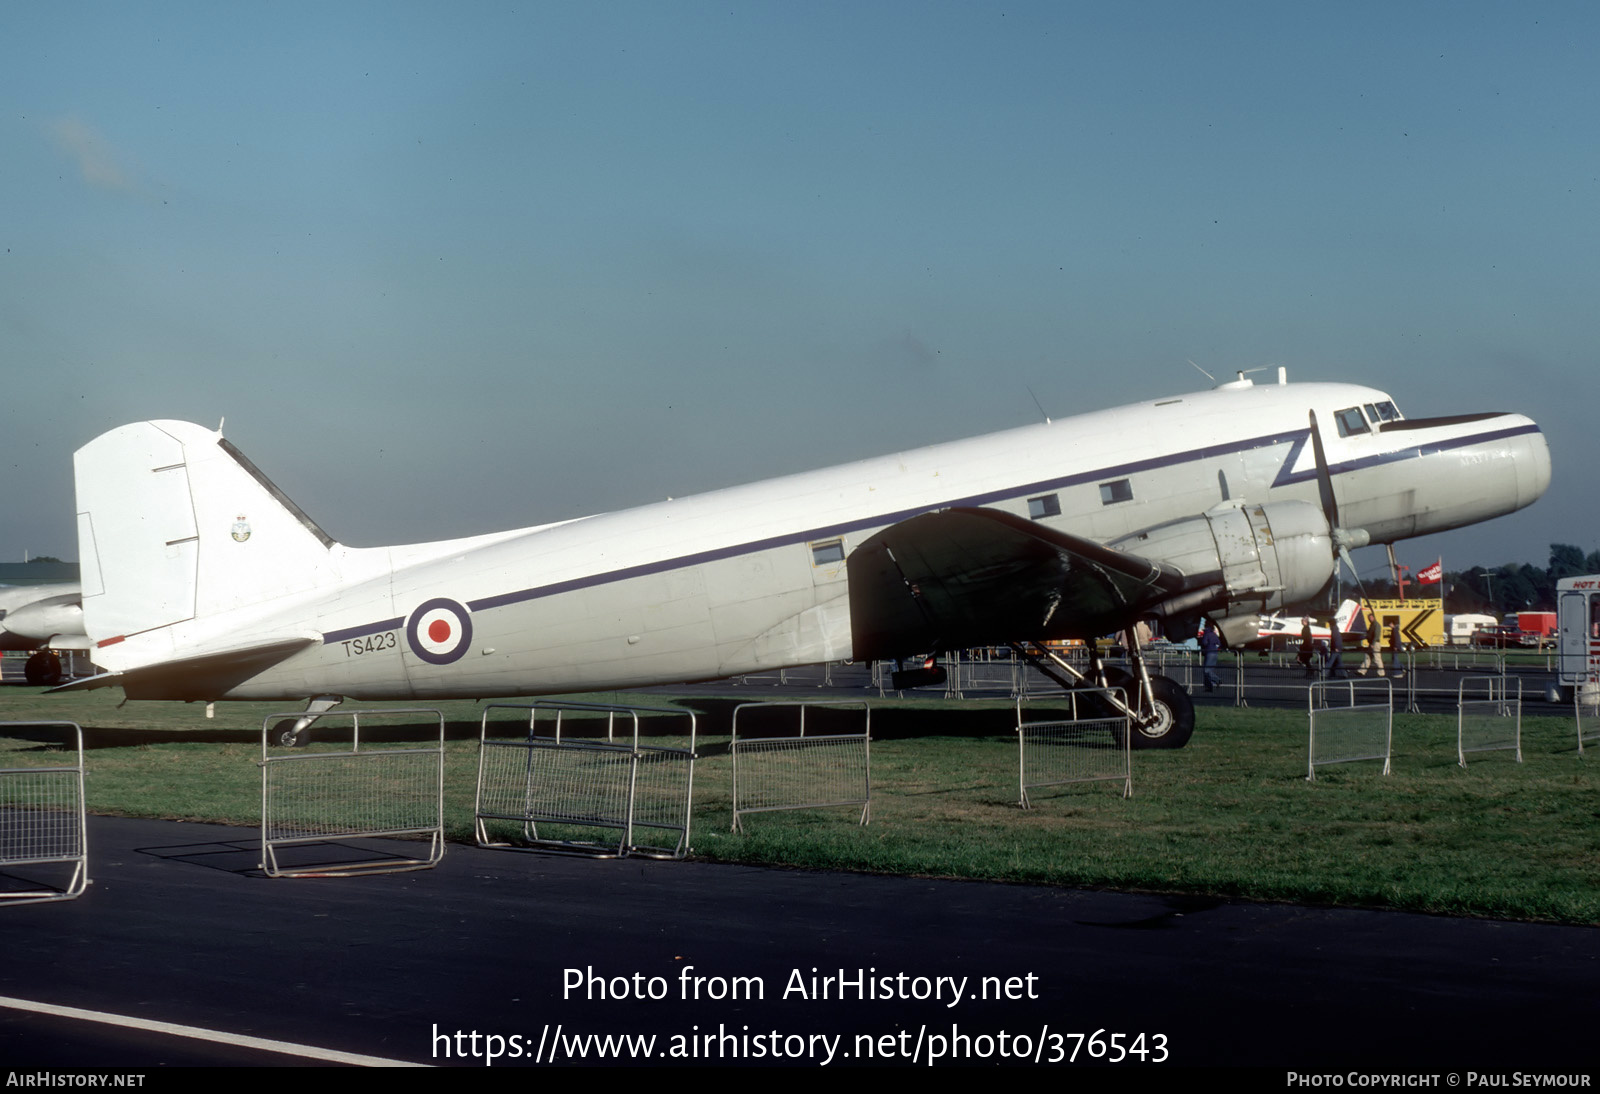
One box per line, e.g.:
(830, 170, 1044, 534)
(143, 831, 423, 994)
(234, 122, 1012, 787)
(1, 816, 1595, 1069)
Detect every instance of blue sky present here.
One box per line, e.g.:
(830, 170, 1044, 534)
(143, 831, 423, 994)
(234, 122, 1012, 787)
(3, 1, 1595, 584)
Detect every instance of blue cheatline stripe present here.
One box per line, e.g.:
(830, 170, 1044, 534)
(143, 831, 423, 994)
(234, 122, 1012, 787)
(323, 617, 404, 644)
(323, 421, 1544, 642)
(467, 425, 1310, 613)
(1273, 423, 1540, 488)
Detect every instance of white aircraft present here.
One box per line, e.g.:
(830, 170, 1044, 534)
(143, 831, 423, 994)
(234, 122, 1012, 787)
(0, 583, 84, 650)
(1240, 599, 1363, 650)
(58, 371, 1549, 748)
(1, 582, 91, 685)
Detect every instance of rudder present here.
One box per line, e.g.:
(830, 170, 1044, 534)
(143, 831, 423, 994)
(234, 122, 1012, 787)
(75, 421, 340, 654)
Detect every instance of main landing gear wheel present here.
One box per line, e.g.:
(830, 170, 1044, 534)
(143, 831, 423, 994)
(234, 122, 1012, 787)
(23, 651, 62, 686)
(1104, 670, 1195, 750)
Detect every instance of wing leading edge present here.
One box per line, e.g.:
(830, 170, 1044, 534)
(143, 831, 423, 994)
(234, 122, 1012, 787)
(846, 507, 1190, 660)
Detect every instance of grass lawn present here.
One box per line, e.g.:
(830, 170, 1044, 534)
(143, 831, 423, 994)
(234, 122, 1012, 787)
(2, 687, 1594, 923)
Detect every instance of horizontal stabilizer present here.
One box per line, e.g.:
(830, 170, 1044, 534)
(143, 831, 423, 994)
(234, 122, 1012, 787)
(48, 636, 317, 701)
(847, 507, 1186, 659)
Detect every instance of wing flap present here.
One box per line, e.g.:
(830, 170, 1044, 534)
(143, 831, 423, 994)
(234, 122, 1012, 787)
(847, 507, 1186, 660)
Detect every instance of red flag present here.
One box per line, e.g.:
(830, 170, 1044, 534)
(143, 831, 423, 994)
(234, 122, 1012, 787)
(1418, 560, 1443, 585)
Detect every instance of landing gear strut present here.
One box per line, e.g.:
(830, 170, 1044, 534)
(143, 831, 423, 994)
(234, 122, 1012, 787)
(272, 695, 343, 748)
(1011, 630, 1195, 750)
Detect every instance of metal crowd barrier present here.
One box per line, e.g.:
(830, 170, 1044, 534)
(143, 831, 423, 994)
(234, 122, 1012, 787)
(0, 721, 87, 903)
(475, 701, 697, 859)
(1306, 680, 1393, 781)
(259, 708, 445, 878)
(1150, 647, 1198, 693)
(942, 654, 1032, 699)
(939, 651, 1000, 699)
(1015, 690, 1132, 805)
(1576, 676, 1600, 757)
(1457, 676, 1522, 766)
(737, 664, 835, 687)
(730, 701, 871, 832)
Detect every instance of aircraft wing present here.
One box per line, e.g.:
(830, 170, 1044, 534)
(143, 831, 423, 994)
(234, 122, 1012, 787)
(846, 507, 1190, 659)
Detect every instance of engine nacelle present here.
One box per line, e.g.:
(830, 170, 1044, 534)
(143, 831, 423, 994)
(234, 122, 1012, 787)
(1109, 500, 1335, 638)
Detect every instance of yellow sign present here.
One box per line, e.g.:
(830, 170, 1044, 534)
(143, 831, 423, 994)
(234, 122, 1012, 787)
(1360, 599, 1444, 648)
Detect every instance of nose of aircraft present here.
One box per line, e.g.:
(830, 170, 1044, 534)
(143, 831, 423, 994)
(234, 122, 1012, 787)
(1343, 409, 1550, 543)
(1517, 420, 1552, 509)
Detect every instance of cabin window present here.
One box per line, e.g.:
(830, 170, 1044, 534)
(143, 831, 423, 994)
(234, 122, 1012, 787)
(1099, 479, 1133, 505)
(1334, 407, 1369, 437)
(1028, 493, 1061, 519)
(810, 539, 845, 566)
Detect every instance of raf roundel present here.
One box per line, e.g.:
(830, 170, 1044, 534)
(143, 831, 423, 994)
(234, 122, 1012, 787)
(405, 598, 473, 665)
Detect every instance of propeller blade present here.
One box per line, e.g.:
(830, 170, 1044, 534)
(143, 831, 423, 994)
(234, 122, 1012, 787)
(1308, 410, 1341, 532)
(1309, 410, 1374, 608)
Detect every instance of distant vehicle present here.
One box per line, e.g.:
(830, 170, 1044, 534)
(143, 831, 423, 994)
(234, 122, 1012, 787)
(1445, 613, 1497, 645)
(1473, 625, 1531, 649)
(1552, 575, 1600, 701)
(1517, 611, 1557, 647)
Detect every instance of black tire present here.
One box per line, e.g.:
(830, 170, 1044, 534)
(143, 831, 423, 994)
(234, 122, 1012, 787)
(1103, 669, 1195, 750)
(23, 651, 62, 686)
(1135, 674, 1195, 750)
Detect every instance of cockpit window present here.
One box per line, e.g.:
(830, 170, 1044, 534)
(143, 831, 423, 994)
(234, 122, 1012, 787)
(1372, 400, 1400, 421)
(1334, 407, 1370, 437)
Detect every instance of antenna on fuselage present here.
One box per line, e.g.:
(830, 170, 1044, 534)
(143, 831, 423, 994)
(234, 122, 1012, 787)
(1025, 386, 1052, 425)
(1188, 359, 1216, 382)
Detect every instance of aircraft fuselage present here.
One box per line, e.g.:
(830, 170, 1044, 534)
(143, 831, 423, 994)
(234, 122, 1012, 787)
(73, 377, 1548, 701)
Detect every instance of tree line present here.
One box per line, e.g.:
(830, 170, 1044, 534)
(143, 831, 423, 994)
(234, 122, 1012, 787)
(1409, 544, 1599, 616)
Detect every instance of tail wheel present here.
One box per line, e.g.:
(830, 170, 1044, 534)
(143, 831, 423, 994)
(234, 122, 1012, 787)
(272, 720, 311, 748)
(1104, 669, 1195, 750)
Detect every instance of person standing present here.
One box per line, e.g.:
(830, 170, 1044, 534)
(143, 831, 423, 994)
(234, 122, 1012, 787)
(1327, 618, 1347, 679)
(1358, 608, 1385, 677)
(1200, 620, 1223, 693)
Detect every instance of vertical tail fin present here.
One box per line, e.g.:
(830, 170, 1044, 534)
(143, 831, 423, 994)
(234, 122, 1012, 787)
(1335, 598, 1361, 633)
(75, 421, 341, 649)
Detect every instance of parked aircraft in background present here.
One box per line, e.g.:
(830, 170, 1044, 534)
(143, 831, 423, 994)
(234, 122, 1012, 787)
(0, 583, 83, 651)
(58, 371, 1548, 748)
(0, 582, 88, 684)
(1239, 600, 1363, 651)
